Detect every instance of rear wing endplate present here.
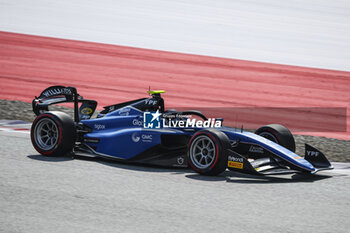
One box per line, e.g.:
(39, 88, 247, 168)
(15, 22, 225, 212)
(32, 85, 97, 122)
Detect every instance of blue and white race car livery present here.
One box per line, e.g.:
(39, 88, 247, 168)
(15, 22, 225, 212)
(31, 86, 333, 176)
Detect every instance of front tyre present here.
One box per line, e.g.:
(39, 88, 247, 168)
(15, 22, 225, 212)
(31, 111, 76, 156)
(255, 124, 295, 152)
(187, 129, 230, 176)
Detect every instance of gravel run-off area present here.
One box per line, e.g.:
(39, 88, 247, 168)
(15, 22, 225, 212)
(1, 99, 349, 162)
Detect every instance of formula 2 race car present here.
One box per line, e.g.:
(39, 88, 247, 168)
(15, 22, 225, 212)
(31, 86, 333, 176)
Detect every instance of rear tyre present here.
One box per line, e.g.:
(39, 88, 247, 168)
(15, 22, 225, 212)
(31, 111, 76, 156)
(187, 129, 230, 176)
(255, 124, 295, 152)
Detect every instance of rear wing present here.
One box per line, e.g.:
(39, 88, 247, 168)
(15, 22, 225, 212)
(32, 85, 97, 122)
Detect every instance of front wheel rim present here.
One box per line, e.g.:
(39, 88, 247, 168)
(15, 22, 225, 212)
(34, 118, 59, 151)
(190, 135, 216, 169)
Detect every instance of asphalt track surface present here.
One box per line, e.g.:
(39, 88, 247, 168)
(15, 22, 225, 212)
(0, 130, 349, 233)
(1, 31, 350, 140)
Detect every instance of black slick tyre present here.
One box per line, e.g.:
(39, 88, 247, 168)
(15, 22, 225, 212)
(31, 111, 76, 156)
(187, 129, 230, 176)
(255, 124, 295, 152)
